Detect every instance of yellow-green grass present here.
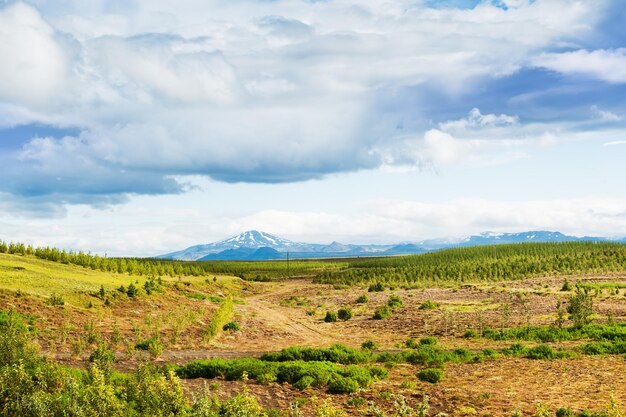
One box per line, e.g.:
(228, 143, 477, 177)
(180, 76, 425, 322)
(0, 253, 240, 307)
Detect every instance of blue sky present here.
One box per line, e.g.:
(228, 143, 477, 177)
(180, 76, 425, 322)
(0, 0, 625, 256)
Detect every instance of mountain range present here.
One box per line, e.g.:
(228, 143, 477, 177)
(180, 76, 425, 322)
(158, 230, 626, 261)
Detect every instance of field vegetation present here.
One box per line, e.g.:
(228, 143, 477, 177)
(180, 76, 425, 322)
(0, 241, 625, 415)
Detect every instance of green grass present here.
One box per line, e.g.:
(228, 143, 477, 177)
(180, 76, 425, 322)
(0, 253, 143, 306)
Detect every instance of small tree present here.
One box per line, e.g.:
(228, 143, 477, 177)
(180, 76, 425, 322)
(567, 284, 594, 327)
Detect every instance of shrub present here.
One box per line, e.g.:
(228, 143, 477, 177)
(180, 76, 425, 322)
(387, 295, 403, 309)
(337, 307, 353, 321)
(125, 365, 187, 416)
(464, 329, 479, 338)
(561, 279, 573, 291)
(89, 344, 115, 377)
(418, 300, 439, 310)
(356, 294, 369, 304)
(47, 292, 65, 306)
(568, 284, 594, 327)
(361, 340, 378, 350)
(368, 283, 385, 292)
(135, 336, 164, 358)
(257, 372, 277, 385)
(126, 283, 138, 298)
(206, 295, 234, 339)
(373, 305, 392, 320)
(525, 345, 572, 360)
(220, 387, 265, 417)
(293, 375, 314, 390)
(315, 398, 347, 417)
(556, 408, 574, 417)
(223, 322, 241, 332)
(324, 312, 338, 323)
(328, 377, 360, 394)
(419, 337, 438, 346)
(416, 368, 443, 383)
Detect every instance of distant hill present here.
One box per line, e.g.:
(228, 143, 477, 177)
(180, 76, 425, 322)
(158, 230, 622, 261)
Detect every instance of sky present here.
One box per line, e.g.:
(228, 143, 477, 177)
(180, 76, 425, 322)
(1, 0, 626, 256)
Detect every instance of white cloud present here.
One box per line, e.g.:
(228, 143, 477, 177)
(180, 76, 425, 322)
(438, 107, 519, 132)
(603, 140, 626, 147)
(0, 3, 70, 106)
(532, 48, 626, 83)
(591, 105, 622, 122)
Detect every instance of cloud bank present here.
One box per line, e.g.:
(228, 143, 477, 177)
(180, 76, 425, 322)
(0, 0, 624, 213)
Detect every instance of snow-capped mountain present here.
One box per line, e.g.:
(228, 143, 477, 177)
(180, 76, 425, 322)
(158, 230, 619, 261)
(159, 231, 302, 260)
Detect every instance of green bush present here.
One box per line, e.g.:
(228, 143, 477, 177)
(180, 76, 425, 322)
(257, 372, 277, 385)
(324, 312, 338, 323)
(126, 283, 139, 298)
(561, 279, 573, 291)
(89, 344, 115, 377)
(556, 408, 574, 417)
(293, 375, 314, 390)
(328, 377, 360, 394)
(525, 345, 572, 360)
(223, 322, 241, 332)
(568, 285, 594, 327)
(387, 295, 403, 309)
(418, 300, 439, 310)
(361, 340, 378, 351)
(419, 337, 437, 346)
(368, 283, 385, 292)
(176, 357, 387, 393)
(135, 336, 164, 358)
(373, 305, 392, 320)
(416, 368, 443, 383)
(356, 294, 369, 304)
(261, 345, 371, 364)
(337, 307, 353, 321)
(206, 295, 234, 339)
(464, 329, 479, 338)
(48, 292, 65, 306)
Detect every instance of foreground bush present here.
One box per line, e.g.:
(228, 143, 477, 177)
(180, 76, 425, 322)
(176, 358, 387, 393)
(262, 345, 371, 364)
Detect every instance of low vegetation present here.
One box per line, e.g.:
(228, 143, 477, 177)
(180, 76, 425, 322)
(176, 358, 388, 393)
(205, 295, 234, 340)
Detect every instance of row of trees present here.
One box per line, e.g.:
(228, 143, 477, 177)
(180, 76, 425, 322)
(314, 242, 626, 286)
(0, 241, 207, 277)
